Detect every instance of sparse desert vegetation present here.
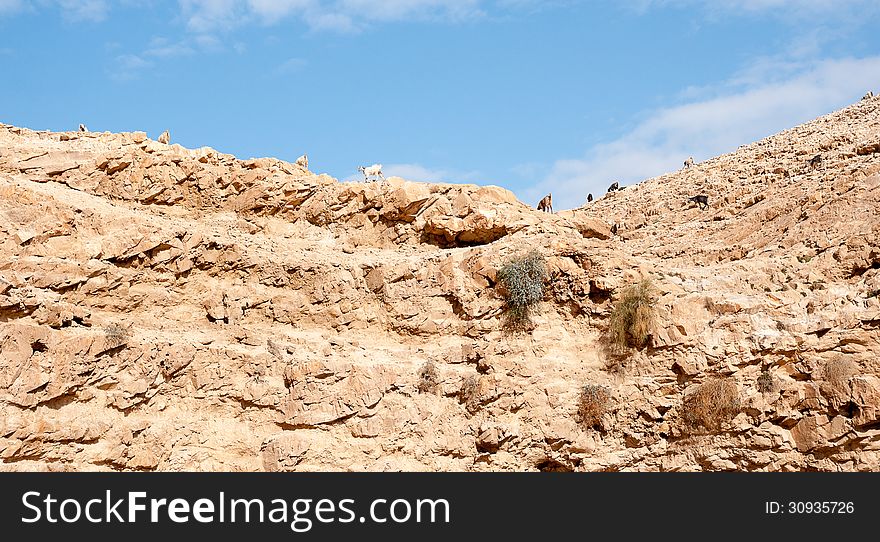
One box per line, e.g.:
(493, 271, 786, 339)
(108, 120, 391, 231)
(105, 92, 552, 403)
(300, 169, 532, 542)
(459, 374, 482, 414)
(496, 250, 546, 334)
(577, 384, 611, 430)
(103, 322, 130, 349)
(608, 279, 656, 351)
(757, 367, 774, 394)
(417, 360, 439, 394)
(4, 93, 880, 473)
(681, 378, 742, 432)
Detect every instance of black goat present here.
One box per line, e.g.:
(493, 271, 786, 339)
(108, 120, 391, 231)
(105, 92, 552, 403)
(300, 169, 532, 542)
(689, 195, 709, 210)
(587, 193, 593, 202)
(607, 181, 619, 193)
(809, 154, 822, 168)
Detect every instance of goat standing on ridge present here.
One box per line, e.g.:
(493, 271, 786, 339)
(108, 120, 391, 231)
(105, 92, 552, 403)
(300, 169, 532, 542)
(358, 164, 385, 182)
(537, 193, 553, 213)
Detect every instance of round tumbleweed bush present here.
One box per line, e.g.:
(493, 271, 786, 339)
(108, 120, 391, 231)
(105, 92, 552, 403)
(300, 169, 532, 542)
(577, 384, 611, 429)
(681, 377, 741, 432)
(103, 322, 130, 349)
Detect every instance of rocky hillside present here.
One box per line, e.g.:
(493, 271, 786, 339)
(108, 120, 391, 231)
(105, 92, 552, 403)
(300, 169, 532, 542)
(1, 94, 879, 472)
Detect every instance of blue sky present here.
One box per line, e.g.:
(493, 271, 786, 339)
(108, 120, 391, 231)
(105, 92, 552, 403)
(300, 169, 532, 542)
(2, 1, 879, 209)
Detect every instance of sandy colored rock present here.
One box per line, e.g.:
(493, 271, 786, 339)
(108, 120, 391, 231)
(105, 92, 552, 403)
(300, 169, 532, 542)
(1, 97, 880, 472)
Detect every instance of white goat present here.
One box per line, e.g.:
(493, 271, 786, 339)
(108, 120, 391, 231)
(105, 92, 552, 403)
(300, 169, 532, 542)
(358, 164, 385, 182)
(295, 154, 309, 169)
(78, 123, 88, 132)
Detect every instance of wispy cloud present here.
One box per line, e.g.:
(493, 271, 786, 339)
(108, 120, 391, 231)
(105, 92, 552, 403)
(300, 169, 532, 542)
(528, 55, 880, 210)
(111, 34, 224, 81)
(178, 0, 526, 33)
(179, 0, 245, 32)
(0, 0, 23, 16)
(110, 53, 153, 81)
(55, 0, 108, 22)
(273, 56, 307, 76)
(0, 0, 111, 21)
(143, 36, 195, 58)
(631, 0, 878, 16)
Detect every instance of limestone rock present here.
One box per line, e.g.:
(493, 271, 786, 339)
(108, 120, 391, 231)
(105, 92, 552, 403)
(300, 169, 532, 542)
(2, 97, 880, 472)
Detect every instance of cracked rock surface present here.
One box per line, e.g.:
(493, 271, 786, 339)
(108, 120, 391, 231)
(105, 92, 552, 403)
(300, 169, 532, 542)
(2, 95, 880, 471)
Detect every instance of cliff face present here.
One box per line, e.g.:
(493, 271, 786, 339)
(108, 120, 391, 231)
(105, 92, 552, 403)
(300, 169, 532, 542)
(1, 95, 879, 472)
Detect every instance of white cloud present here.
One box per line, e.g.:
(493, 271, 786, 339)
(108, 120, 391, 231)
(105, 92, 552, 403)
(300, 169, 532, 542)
(0, 0, 23, 15)
(633, 0, 874, 13)
(55, 0, 107, 21)
(179, 0, 510, 32)
(247, 0, 312, 22)
(144, 36, 195, 57)
(111, 54, 153, 81)
(180, 0, 245, 32)
(630, 0, 880, 25)
(194, 33, 224, 51)
(0, 0, 112, 21)
(111, 34, 226, 81)
(331, 0, 484, 22)
(529, 55, 880, 210)
(273, 56, 307, 75)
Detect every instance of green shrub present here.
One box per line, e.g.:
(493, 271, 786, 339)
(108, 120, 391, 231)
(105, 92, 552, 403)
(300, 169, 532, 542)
(608, 279, 656, 350)
(497, 250, 546, 334)
(577, 384, 611, 429)
(681, 378, 741, 432)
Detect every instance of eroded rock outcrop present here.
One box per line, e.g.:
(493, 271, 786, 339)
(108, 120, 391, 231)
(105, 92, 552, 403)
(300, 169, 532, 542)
(2, 94, 880, 471)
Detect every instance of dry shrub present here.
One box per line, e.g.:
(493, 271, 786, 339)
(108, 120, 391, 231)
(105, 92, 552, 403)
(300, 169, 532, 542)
(608, 279, 656, 351)
(577, 384, 611, 429)
(103, 323, 130, 349)
(459, 374, 482, 413)
(497, 251, 546, 334)
(756, 368, 774, 394)
(823, 358, 858, 392)
(417, 360, 439, 394)
(681, 378, 741, 432)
